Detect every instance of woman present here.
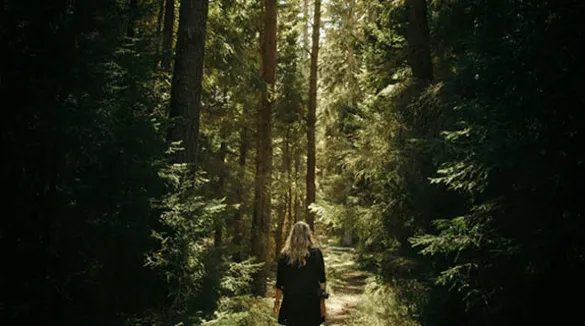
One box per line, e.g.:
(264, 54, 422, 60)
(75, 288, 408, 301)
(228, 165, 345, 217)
(273, 221, 327, 326)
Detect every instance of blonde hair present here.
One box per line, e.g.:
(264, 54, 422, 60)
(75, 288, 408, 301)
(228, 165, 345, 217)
(281, 221, 315, 266)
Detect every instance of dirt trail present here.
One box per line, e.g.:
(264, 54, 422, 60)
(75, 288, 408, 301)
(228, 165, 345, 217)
(321, 246, 368, 326)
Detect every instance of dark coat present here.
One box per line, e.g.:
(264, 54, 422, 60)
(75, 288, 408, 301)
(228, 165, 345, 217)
(276, 247, 327, 326)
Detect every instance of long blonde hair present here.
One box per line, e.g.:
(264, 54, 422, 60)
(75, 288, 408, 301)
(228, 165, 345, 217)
(281, 221, 315, 266)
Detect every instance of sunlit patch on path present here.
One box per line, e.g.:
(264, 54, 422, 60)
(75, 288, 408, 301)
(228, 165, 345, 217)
(322, 246, 369, 326)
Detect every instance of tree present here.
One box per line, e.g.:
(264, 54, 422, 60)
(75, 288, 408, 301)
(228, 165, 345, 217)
(162, 0, 175, 70)
(306, 0, 321, 231)
(251, 0, 277, 296)
(232, 109, 249, 261)
(167, 0, 210, 167)
(406, 0, 433, 80)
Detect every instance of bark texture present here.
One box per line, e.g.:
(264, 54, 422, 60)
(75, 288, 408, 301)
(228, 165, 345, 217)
(275, 130, 292, 256)
(167, 0, 210, 167)
(162, 0, 175, 70)
(232, 110, 248, 261)
(407, 0, 433, 80)
(251, 0, 277, 296)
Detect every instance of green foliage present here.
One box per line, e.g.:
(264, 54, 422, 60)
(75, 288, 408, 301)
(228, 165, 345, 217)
(146, 166, 226, 319)
(320, 0, 585, 325)
(201, 296, 277, 326)
(5, 0, 585, 325)
(310, 201, 346, 229)
(1, 0, 176, 323)
(219, 259, 264, 296)
(1, 0, 231, 324)
(202, 259, 275, 326)
(348, 277, 421, 326)
(412, 1, 585, 324)
(410, 216, 484, 256)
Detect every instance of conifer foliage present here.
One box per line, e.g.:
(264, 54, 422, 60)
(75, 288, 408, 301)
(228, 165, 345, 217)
(2, 0, 584, 325)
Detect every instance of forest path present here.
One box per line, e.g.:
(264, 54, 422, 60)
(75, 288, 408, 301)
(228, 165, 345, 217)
(321, 246, 368, 326)
(267, 243, 369, 326)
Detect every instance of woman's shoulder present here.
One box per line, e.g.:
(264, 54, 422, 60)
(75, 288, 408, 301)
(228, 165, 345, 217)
(309, 246, 323, 255)
(277, 252, 291, 265)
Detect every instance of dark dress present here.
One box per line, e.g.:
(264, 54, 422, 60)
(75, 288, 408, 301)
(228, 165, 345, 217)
(276, 247, 326, 326)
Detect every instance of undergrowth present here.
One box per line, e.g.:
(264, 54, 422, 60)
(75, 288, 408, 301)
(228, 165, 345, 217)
(201, 296, 277, 326)
(347, 277, 421, 326)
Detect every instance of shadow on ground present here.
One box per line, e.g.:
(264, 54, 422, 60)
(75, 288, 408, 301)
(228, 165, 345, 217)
(322, 246, 368, 326)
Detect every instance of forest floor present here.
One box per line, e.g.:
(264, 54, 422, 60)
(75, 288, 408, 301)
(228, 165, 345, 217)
(321, 246, 369, 326)
(267, 240, 369, 326)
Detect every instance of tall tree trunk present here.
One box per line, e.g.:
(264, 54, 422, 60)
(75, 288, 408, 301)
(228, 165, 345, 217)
(214, 142, 228, 247)
(306, 0, 320, 231)
(232, 109, 248, 261)
(275, 197, 286, 256)
(283, 131, 294, 244)
(285, 190, 293, 239)
(343, 0, 355, 244)
(275, 130, 291, 256)
(167, 0, 209, 168)
(153, 0, 166, 70)
(251, 0, 277, 296)
(294, 148, 301, 223)
(162, 0, 175, 70)
(126, 0, 139, 38)
(406, 0, 433, 80)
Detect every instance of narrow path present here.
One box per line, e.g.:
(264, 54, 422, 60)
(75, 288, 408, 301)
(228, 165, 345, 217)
(321, 246, 368, 326)
(266, 244, 369, 325)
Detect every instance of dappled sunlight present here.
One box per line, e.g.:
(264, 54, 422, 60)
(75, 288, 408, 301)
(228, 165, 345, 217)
(322, 248, 367, 326)
(5, 0, 582, 324)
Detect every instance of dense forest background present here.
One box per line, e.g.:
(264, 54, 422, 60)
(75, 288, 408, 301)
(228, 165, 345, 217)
(2, 0, 584, 325)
